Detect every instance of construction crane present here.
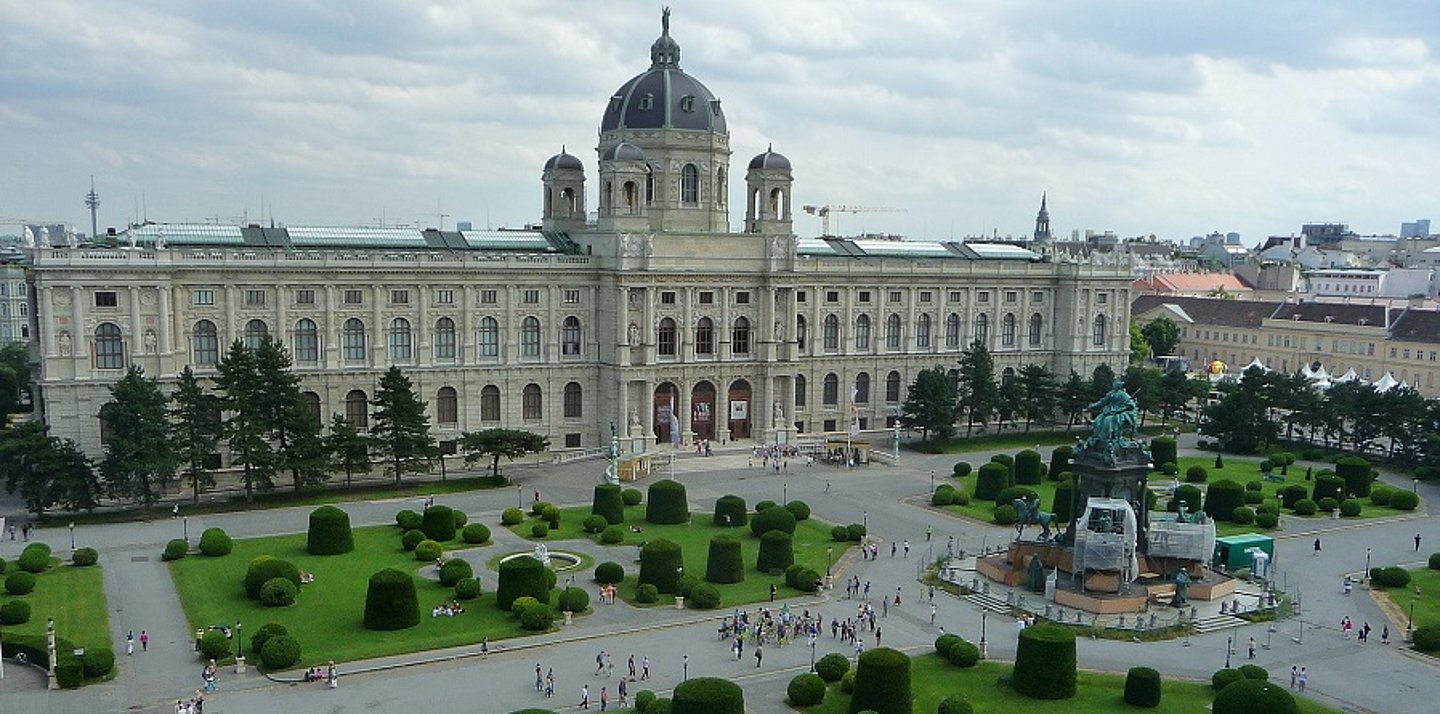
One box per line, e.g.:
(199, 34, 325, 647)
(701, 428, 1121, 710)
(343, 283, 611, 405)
(801, 204, 906, 237)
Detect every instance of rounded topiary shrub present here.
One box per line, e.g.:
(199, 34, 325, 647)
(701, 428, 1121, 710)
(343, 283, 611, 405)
(1412, 624, 1440, 652)
(1293, 498, 1318, 515)
(462, 522, 491, 544)
(690, 582, 721, 609)
(1429, 552, 1440, 570)
(583, 515, 609, 534)
(831, 525, 851, 542)
(595, 561, 624, 585)
(1279, 484, 1309, 509)
(307, 505, 355, 555)
(1231, 506, 1255, 525)
(71, 547, 99, 566)
(947, 639, 980, 668)
(1204, 479, 1246, 522)
(714, 495, 748, 527)
(1317, 496, 1339, 513)
(1370, 486, 1393, 506)
(1014, 449, 1043, 485)
(1048, 446, 1072, 481)
(788, 672, 826, 706)
(396, 509, 423, 531)
(18, 543, 51, 573)
(439, 558, 474, 587)
(755, 500, 778, 513)
(1372, 566, 1411, 588)
(0, 599, 32, 624)
(600, 525, 624, 544)
(452, 510, 468, 528)
(455, 577, 481, 600)
(1243, 490, 1264, 505)
(750, 504, 797, 538)
(995, 486, 1039, 506)
(847, 523, 866, 541)
(673, 676, 745, 714)
(1124, 666, 1161, 708)
(421, 505, 456, 542)
(161, 539, 188, 562)
(785, 564, 821, 592)
(850, 646, 912, 714)
(840, 669, 856, 694)
(82, 646, 114, 678)
(1013, 624, 1076, 700)
(937, 696, 974, 714)
(501, 507, 525, 525)
(1213, 679, 1299, 714)
(496, 555, 551, 610)
(975, 462, 1009, 501)
(622, 487, 643, 506)
(401, 529, 426, 551)
(363, 568, 419, 630)
(816, 652, 850, 682)
(932, 484, 957, 506)
(1335, 455, 1373, 498)
(1255, 512, 1279, 528)
(993, 504, 1018, 525)
(559, 586, 590, 613)
(199, 629, 230, 659)
(635, 583, 659, 603)
(1389, 490, 1420, 511)
(1339, 499, 1362, 517)
(953, 461, 973, 477)
(934, 633, 962, 656)
(757, 530, 794, 574)
(260, 577, 299, 607)
(785, 500, 812, 521)
(1238, 664, 1268, 680)
(250, 622, 288, 656)
(198, 528, 232, 557)
(593, 483, 625, 525)
(647, 480, 690, 525)
(639, 538, 685, 594)
(1150, 436, 1177, 468)
(705, 535, 744, 584)
(244, 556, 301, 599)
(414, 539, 444, 562)
(1185, 465, 1209, 483)
(1211, 668, 1245, 691)
(260, 635, 302, 670)
(510, 595, 541, 617)
(1312, 474, 1345, 504)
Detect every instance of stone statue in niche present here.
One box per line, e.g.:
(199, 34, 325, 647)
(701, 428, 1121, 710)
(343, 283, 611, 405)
(58, 331, 72, 356)
(628, 409, 641, 433)
(772, 400, 784, 424)
(772, 320, 784, 341)
(143, 330, 158, 353)
(628, 323, 641, 346)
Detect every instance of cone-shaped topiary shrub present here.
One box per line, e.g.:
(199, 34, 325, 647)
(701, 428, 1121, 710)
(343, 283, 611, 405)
(673, 676, 745, 714)
(244, 556, 301, 599)
(1015, 449, 1043, 485)
(714, 494, 748, 527)
(1213, 679, 1299, 714)
(1013, 624, 1076, 699)
(705, 535, 744, 584)
(199, 528, 233, 557)
(639, 538, 684, 594)
(363, 568, 419, 630)
(307, 505, 355, 555)
(421, 505, 456, 542)
(975, 462, 1009, 501)
(849, 646, 912, 714)
(496, 555, 551, 610)
(1204, 479, 1246, 521)
(647, 480, 689, 524)
(749, 502, 797, 537)
(1124, 666, 1162, 707)
(1053, 479, 1075, 522)
(592, 483, 625, 525)
(757, 530, 794, 574)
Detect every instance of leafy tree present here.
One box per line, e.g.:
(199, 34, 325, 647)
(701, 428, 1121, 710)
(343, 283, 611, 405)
(1128, 321, 1150, 364)
(900, 367, 958, 440)
(325, 414, 371, 488)
(1157, 368, 1204, 425)
(1199, 376, 1278, 453)
(46, 437, 101, 513)
(1017, 364, 1059, 432)
(369, 366, 438, 485)
(996, 377, 1023, 431)
(1140, 317, 1180, 357)
(170, 366, 222, 504)
(1089, 363, 1117, 402)
(460, 428, 550, 479)
(0, 423, 99, 516)
(0, 341, 30, 416)
(1380, 386, 1428, 459)
(215, 340, 280, 501)
(1058, 371, 1089, 431)
(99, 366, 177, 506)
(1122, 366, 1161, 427)
(254, 338, 327, 491)
(956, 341, 999, 436)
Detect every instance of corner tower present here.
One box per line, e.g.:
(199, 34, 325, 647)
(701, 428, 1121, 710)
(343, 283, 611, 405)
(1033, 193, 1053, 245)
(597, 8, 731, 235)
(744, 145, 793, 235)
(541, 147, 587, 233)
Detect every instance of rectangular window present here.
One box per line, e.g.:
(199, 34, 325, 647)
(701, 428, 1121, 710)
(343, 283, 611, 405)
(563, 289, 581, 304)
(796, 291, 807, 303)
(95, 291, 118, 308)
(434, 289, 454, 305)
(245, 289, 266, 306)
(734, 291, 750, 304)
(1004, 291, 1018, 303)
(1031, 291, 1044, 303)
(859, 291, 872, 304)
(977, 291, 990, 304)
(343, 290, 363, 305)
(294, 289, 315, 305)
(192, 289, 215, 306)
(390, 289, 409, 305)
(889, 291, 902, 303)
(480, 289, 498, 304)
(826, 291, 840, 303)
(823, 419, 837, 432)
(522, 289, 540, 304)
(565, 433, 582, 448)
(661, 291, 677, 305)
(1098, 293, 1109, 304)
(919, 291, 933, 303)
(948, 291, 961, 303)
(1392, 348, 1399, 358)
(699, 291, 714, 305)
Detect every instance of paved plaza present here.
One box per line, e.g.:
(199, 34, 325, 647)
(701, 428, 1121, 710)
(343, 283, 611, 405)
(3, 435, 1439, 713)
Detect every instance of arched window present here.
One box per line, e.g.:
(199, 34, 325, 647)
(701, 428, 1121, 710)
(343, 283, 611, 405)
(1029, 313, 1044, 347)
(731, 317, 750, 355)
(948, 369, 960, 393)
(945, 313, 961, 349)
(389, 318, 412, 361)
(886, 313, 902, 349)
(1002, 367, 1016, 386)
(480, 385, 500, 422)
(563, 382, 583, 418)
(1093, 314, 1108, 347)
(521, 317, 541, 357)
(855, 372, 871, 403)
(192, 320, 219, 366)
(681, 164, 699, 204)
(243, 319, 269, 350)
(695, 317, 715, 355)
(95, 322, 124, 369)
(522, 383, 542, 421)
(301, 391, 322, 426)
(795, 374, 807, 407)
(658, 317, 677, 356)
(855, 314, 871, 350)
(477, 317, 499, 357)
(886, 371, 902, 402)
(796, 315, 807, 351)
(561, 316, 582, 356)
(717, 167, 727, 206)
(822, 373, 839, 406)
(645, 164, 655, 204)
(623, 181, 638, 212)
(917, 313, 932, 348)
(342, 318, 367, 362)
(1002, 314, 1016, 347)
(823, 314, 839, 351)
(434, 317, 456, 360)
(345, 389, 368, 428)
(436, 386, 458, 425)
(293, 319, 318, 362)
(974, 313, 989, 345)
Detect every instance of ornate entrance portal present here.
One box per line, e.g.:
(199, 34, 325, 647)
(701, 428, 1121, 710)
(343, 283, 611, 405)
(728, 379, 752, 440)
(653, 383, 681, 446)
(691, 381, 716, 442)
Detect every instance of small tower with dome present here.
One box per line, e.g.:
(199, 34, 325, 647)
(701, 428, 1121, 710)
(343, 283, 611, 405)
(744, 145, 793, 235)
(596, 142, 651, 233)
(541, 147, 587, 233)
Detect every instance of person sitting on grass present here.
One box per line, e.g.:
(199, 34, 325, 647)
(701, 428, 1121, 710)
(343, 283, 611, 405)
(299, 571, 315, 584)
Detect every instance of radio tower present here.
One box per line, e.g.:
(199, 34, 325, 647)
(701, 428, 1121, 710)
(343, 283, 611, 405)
(84, 176, 100, 240)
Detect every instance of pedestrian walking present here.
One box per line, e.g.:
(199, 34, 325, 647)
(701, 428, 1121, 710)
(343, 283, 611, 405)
(930, 604, 937, 624)
(618, 678, 628, 707)
(755, 644, 763, 668)
(683, 654, 689, 680)
(1313, 538, 1321, 556)
(546, 669, 554, 698)
(580, 684, 590, 709)
(1363, 622, 1372, 643)
(770, 584, 777, 602)
(1290, 666, 1297, 689)
(1298, 667, 1308, 692)
(641, 656, 650, 679)
(1247, 637, 1255, 659)
(1417, 533, 1424, 552)
(140, 630, 149, 651)
(891, 542, 897, 557)
(327, 660, 338, 689)
(600, 686, 609, 711)
(605, 651, 614, 677)
(536, 663, 544, 692)
(875, 627, 882, 646)
(926, 525, 933, 541)
(595, 650, 606, 675)
(628, 654, 636, 678)
(903, 540, 910, 557)
(1383, 625, 1391, 644)
(126, 630, 135, 655)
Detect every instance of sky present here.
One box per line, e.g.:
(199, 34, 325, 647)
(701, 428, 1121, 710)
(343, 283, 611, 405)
(1, 1, 1437, 244)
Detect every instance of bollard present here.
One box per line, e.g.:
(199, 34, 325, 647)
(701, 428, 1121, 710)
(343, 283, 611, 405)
(675, 596, 685, 610)
(564, 610, 574, 626)
(235, 655, 246, 674)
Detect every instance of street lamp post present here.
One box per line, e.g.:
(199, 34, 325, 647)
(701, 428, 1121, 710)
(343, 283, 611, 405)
(1365, 548, 1372, 585)
(862, 511, 868, 534)
(783, 483, 788, 504)
(518, 485, 523, 509)
(1411, 586, 1422, 641)
(809, 634, 817, 671)
(1415, 478, 1420, 494)
(826, 546, 833, 576)
(1225, 634, 1233, 668)
(69, 522, 75, 550)
(183, 516, 189, 543)
(930, 470, 935, 494)
(980, 611, 988, 659)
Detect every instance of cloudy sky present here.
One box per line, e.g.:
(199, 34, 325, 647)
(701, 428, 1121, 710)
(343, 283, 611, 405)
(1, 1, 1436, 244)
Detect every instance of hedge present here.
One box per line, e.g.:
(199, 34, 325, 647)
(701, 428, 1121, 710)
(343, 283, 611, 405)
(1335, 456, 1373, 497)
(497, 555, 551, 610)
(647, 480, 690, 524)
(259, 577, 299, 607)
(1204, 480, 1246, 522)
(1048, 446, 1072, 482)
(1429, 553, 1440, 570)
(1370, 566, 1411, 588)
(401, 529, 426, 550)
(4, 571, 35, 596)
(198, 528, 233, 557)
(816, 652, 850, 682)
(415, 539, 444, 562)
(1412, 624, 1440, 652)
(1213, 679, 1299, 714)
(638, 539, 685, 594)
(788, 673, 826, 706)
(714, 495, 748, 527)
(1312, 474, 1345, 504)
(832, 525, 851, 542)
(1124, 667, 1162, 708)
(199, 629, 230, 659)
(595, 561, 625, 585)
(750, 505, 797, 538)
(0, 600, 31, 624)
(396, 509, 423, 531)
(1013, 624, 1076, 699)
(706, 536, 744, 584)
(672, 676, 745, 714)
(161, 539, 188, 562)
(785, 500, 812, 521)
(558, 586, 590, 612)
(364, 568, 419, 630)
(462, 523, 491, 544)
(975, 462, 1009, 501)
(757, 530, 794, 574)
(850, 647, 912, 714)
(1150, 436, 1177, 471)
(260, 635, 302, 669)
(421, 505, 457, 542)
(1014, 450, 1043, 485)
(622, 488, 643, 506)
(250, 622, 288, 656)
(593, 483, 625, 525)
(307, 505, 355, 555)
(244, 556, 301, 599)
(937, 697, 974, 714)
(690, 582, 721, 609)
(439, 558, 474, 587)
(455, 577, 481, 600)
(54, 654, 83, 688)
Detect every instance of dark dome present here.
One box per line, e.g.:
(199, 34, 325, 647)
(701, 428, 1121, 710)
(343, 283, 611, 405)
(544, 149, 583, 171)
(599, 10, 725, 134)
(600, 142, 646, 162)
(748, 147, 791, 171)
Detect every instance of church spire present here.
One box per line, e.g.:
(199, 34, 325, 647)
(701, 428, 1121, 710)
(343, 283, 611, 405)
(1033, 193, 1053, 244)
(650, 7, 681, 70)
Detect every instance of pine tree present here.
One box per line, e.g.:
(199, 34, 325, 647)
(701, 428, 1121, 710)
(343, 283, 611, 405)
(47, 437, 101, 513)
(900, 366, 958, 440)
(325, 414, 371, 489)
(1017, 364, 1059, 433)
(956, 341, 999, 437)
(170, 366, 222, 503)
(253, 338, 327, 491)
(215, 340, 279, 501)
(99, 366, 177, 506)
(460, 428, 551, 480)
(1059, 371, 1089, 431)
(369, 366, 438, 485)
(0, 422, 57, 516)
(1089, 363, 1117, 402)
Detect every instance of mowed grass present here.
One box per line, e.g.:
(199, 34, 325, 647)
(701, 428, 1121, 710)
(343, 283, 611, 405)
(508, 504, 850, 606)
(1397, 566, 1440, 633)
(168, 524, 542, 669)
(801, 654, 1342, 713)
(0, 559, 112, 651)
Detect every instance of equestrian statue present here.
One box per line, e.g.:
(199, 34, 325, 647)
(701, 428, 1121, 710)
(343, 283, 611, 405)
(1012, 494, 1057, 541)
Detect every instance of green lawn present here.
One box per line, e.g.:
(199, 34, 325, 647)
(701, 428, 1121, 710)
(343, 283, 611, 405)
(801, 654, 1341, 713)
(1396, 566, 1440, 633)
(0, 559, 112, 652)
(916, 423, 1192, 454)
(508, 504, 850, 607)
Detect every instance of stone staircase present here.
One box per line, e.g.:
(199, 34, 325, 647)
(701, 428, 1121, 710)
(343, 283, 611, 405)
(1191, 613, 1248, 634)
(965, 591, 1015, 615)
